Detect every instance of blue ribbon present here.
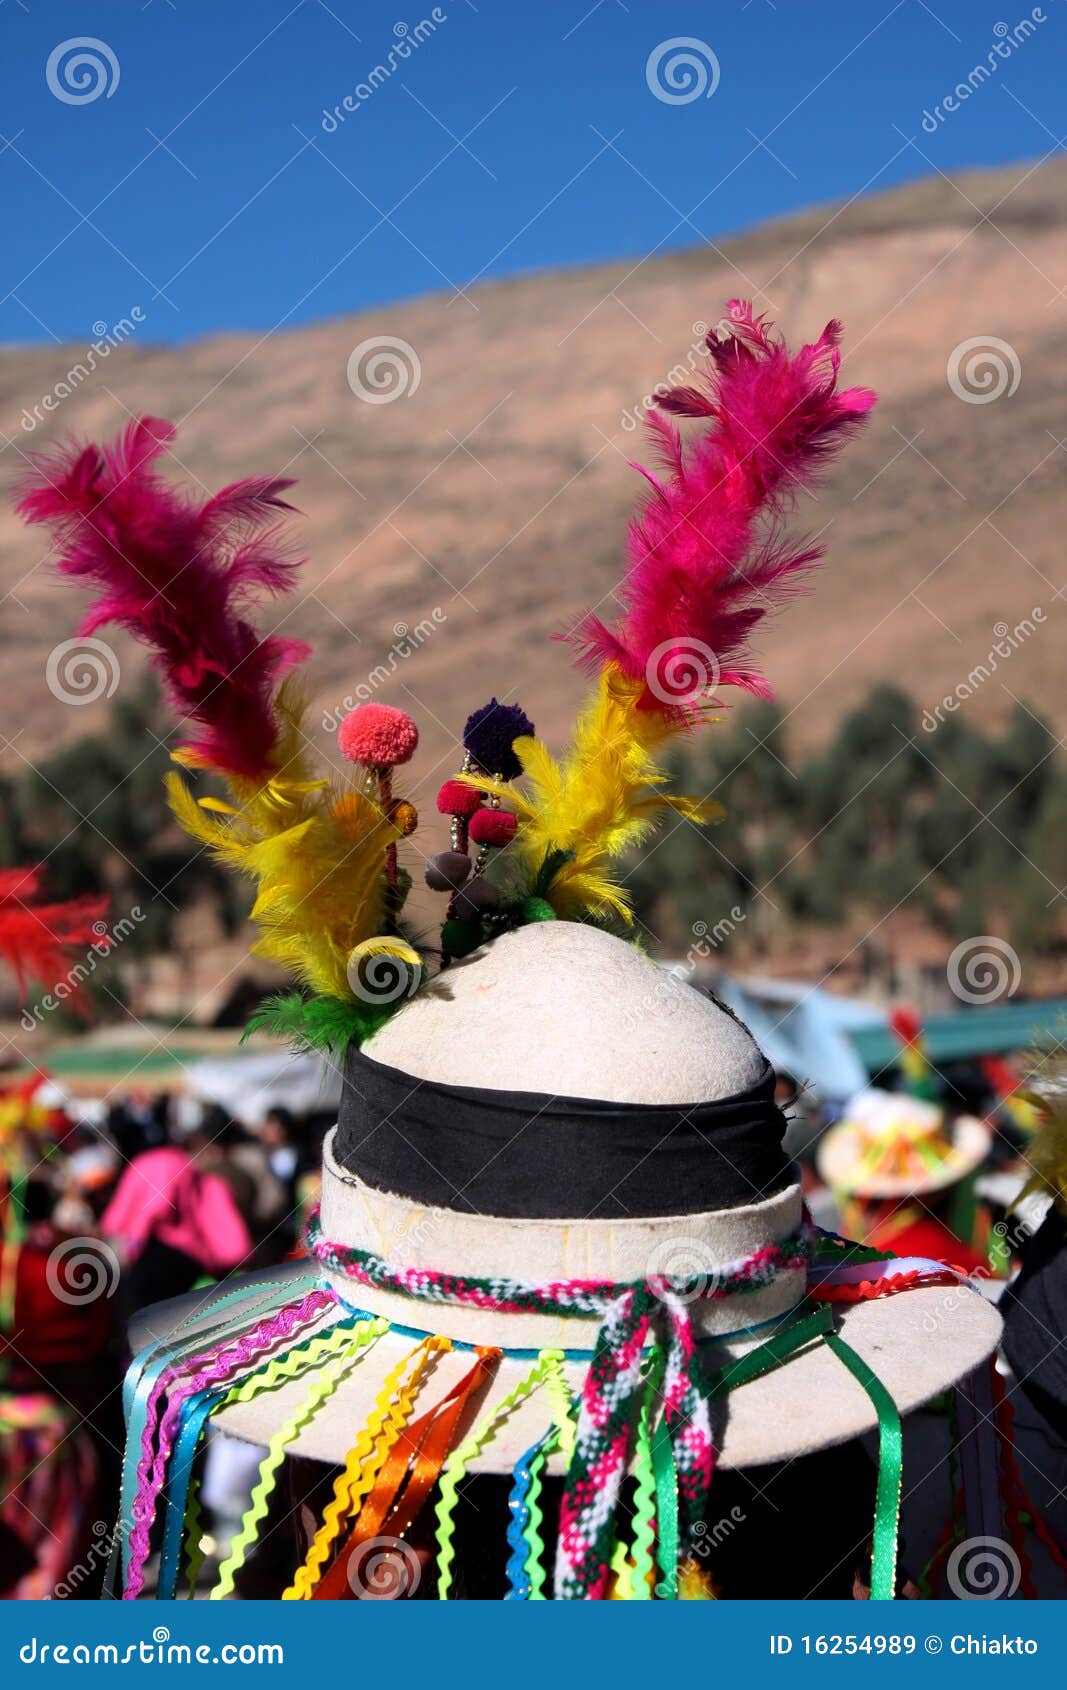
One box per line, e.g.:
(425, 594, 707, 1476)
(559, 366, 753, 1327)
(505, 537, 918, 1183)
(106, 1271, 314, 1599)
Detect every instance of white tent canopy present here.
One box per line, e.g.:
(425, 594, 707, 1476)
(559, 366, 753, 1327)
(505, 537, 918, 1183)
(183, 1048, 342, 1128)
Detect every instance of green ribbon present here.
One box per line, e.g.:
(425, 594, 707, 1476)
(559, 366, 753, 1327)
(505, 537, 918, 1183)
(651, 1424, 679, 1597)
(653, 1305, 834, 1599)
(704, 1304, 834, 1404)
(651, 1303, 902, 1603)
(824, 1332, 902, 1600)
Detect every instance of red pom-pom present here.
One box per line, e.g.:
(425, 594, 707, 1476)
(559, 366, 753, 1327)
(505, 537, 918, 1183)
(436, 780, 482, 818)
(469, 808, 517, 847)
(338, 703, 419, 768)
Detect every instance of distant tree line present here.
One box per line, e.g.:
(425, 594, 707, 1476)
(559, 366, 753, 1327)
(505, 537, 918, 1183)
(626, 685, 1067, 968)
(2, 679, 1063, 1022)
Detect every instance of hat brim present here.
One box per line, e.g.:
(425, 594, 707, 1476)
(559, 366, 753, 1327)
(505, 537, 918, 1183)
(816, 1114, 992, 1199)
(131, 1261, 1001, 1474)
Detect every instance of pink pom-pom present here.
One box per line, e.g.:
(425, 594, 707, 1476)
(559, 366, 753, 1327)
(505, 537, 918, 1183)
(436, 779, 482, 818)
(469, 808, 517, 848)
(338, 703, 419, 768)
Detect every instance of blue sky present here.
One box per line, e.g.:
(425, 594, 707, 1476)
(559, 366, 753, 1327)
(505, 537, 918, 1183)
(1, 0, 1061, 344)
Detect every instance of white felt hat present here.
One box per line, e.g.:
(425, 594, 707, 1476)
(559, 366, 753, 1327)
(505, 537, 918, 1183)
(363, 919, 766, 1103)
(136, 1156, 998, 1474)
(817, 1088, 993, 1198)
(133, 924, 1001, 1473)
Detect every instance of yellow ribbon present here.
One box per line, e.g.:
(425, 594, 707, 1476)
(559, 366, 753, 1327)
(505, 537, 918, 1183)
(284, 1334, 448, 1599)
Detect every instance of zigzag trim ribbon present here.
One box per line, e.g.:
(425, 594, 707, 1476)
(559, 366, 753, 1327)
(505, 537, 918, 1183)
(435, 1349, 569, 1601)
(306, 1208, 814, 1599)
(505, 1361, 576, 1600)
(210, 1318, 388, 1599)
(284, 1334, 449, 1599)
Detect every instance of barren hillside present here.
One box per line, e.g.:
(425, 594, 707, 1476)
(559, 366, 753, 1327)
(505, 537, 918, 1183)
(2, 155, 1064, 818)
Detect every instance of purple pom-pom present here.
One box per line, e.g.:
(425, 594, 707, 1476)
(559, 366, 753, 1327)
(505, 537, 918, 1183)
(463, 699, 535, 780)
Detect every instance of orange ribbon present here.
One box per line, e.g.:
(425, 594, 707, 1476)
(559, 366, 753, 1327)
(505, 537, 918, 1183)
(312, 1347, 501, 1600)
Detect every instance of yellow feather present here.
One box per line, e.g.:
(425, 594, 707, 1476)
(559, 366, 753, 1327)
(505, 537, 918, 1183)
(166, 681, 399, 1000)
(460, 665, 722, 921)
(1014, 1103, 1067, 1217)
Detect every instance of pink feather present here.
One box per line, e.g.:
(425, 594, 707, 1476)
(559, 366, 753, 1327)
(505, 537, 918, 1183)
(566, 301, 876, 711)
(15, 417, 310, 780)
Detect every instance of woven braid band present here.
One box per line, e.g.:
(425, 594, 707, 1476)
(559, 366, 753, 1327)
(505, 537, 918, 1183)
(304, 1208, 815, 1599)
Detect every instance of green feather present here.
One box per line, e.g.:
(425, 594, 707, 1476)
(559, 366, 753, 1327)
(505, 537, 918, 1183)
(530, 846, 575, 900)
(243, 991, 395, 1055)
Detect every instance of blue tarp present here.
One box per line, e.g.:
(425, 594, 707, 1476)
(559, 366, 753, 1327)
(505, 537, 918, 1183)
(713, 975, 881, 1103)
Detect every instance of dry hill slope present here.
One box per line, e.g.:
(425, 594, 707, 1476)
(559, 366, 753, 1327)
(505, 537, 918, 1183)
(1, 156, 1065, 814)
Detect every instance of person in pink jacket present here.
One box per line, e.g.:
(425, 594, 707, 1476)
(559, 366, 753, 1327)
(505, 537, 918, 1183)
(102, 1140, 253, 1314)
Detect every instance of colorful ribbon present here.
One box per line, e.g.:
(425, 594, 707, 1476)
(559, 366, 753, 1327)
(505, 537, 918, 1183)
(435, 1349, 570, 1600)
(284, 1334, 448, 1599)
(210, 1317, 388, 1599)
(124, 1287, 333, 1598)
(312, 1346, 500, 1600)
(307, 1207, 814, 1600)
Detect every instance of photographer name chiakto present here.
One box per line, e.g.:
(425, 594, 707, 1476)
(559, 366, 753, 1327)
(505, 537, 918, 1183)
(951, 1635, 1039, 1655)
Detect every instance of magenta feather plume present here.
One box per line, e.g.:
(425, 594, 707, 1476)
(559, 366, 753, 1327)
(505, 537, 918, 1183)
(566, 301, 876, 709)
(16, 417, 309, 779)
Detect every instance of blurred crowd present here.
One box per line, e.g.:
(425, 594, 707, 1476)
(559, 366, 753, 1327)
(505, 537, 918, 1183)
(0, 1078, 329, 1598)
(2, 1028, 1066, 1599)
